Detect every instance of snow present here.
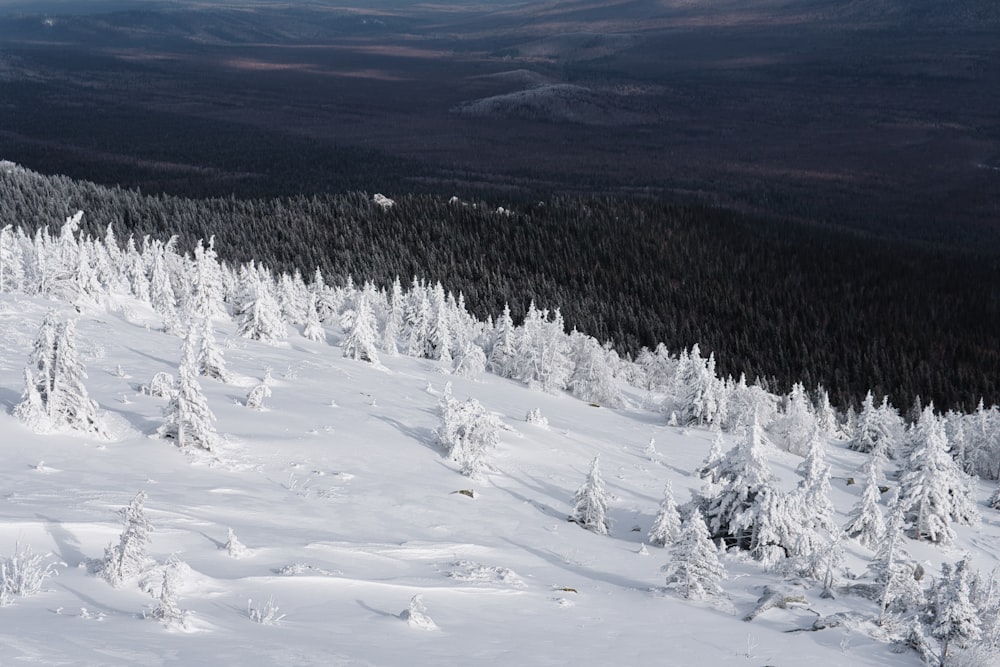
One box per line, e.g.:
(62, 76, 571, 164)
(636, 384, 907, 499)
(0, 292, 995, 665)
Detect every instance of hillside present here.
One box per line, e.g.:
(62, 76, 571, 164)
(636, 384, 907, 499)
(0, 213, 997, 665)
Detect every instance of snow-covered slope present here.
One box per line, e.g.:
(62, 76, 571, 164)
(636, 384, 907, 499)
(0, 287, 997, 666)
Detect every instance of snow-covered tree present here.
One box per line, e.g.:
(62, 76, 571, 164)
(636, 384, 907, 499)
(850, 391, 898, 462)
(341, 285, 380, 364)
(380, 277, 404, 354)
(928, 555, 983, 665)
(898, 407, 979, 545)
(664, 510, 726, 600)
(101, 491, 152, 587)
(434, 385, 503, 478)
(674, 345, 723, 427)
(158, 330, 218, 451)
(697, 416, 773, 549)
(236, 267, 287, 343)
(870, 494, 926, 625)
(513, 303, 572, 393)
(148, 556, 188, 628)
(15, 313, 106, 436)
(771, 382, 816, 456)
(245, 383, 271, 410)
(193, 314, 228, 382)
(301, 292, 326, 343)
(570, 456, 610, 535)
(486, 303, 517, 378)
(844, 456, 886, 550)
(648, 481, 682, 547)
(567, 332, 623, 408)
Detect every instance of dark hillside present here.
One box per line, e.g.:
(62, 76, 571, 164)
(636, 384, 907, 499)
(2, 164, 997, 411)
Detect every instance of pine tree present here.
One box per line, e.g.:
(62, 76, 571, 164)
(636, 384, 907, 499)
(772, 382, 816, 456)
(15, 313, 106, 436)
(158, 329, 218, 451)
(928, 555, 983, 665)
(844, 456, 886, 550)
(380, 277, 404, 354)
(101, 491, 152, 587)
(570, 456, 610, 535)
(699, 415, 773, 549)
(664, 510, 726, 600)
(648, 481, 682, 547)
(149, 556, 187, 628)
(194, 314, 228, 382)
(301, 291, 326, 343)
(898, 407, 979, 545)
(567, 332, 623, 408)
(236, 268, 287, 343)
(486, 303, 517, 378)
(341, 285, 381, 364)
(870, 494, 925, 625)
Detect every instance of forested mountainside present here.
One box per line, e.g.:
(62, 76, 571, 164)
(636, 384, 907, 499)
(1, 162, 998, 411)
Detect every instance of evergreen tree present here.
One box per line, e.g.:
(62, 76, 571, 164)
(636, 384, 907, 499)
(434, 384, 503, 479)
(698, 415, 773, 549)
(928, 555, 983, 665)
(567, 332, 624, 408)
(844, 455, 887, 550)
(664, 510, 726, 600)
(898, 407, 979, 544)
(870, 494, 926, 625)
(301, 291, 326, 342)
(380, 277, 404, 354)
(487, 303, 517, 378)
(236, 268, 287, 343)
(648, 481, 682, 547)
(15, 313, 106, 436)
(101, 491, 152, 587)
(194, 314, 228, 382)
(158, 329, 218, 451)
(341, 285, 380, 364)
(771, 382, 816, 456)
(570, 456, 610, 535)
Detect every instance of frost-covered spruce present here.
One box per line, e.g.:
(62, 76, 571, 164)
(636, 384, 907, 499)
(796, 427, 837, 535)
(898, 407, 979, 545)
(648, 481, 682, 547)
(149, 556, 188, 628)
(698, 415, 773, 549)
(844, 456, 886, 550)
(302, 292, 326, 342)
(567, 332, 623, 408)
(194, 314, 228, 382)
(158, 329, 218, 451)
(236, 266, 288, 343)
(928, 555, 983, 663)
(341, 285, 380, 364)
(870, 493, 925, 624)
(15, 313, 106, 436)
(245, 383, 271, 410)
(486, 302, 517, 378)
(664, 510, 726, 600)
(570, 456, 610, 535)
(434, 384, 502, 478)
(771, 382, 816, 456)
(101, 491, 152, 587)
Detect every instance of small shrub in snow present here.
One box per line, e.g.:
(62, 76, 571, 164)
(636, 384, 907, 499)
(100, 491, 152, 587)
(525, 408, 548, 428)
(141, 371, 175, 398)
(0, 542, 61, 605)
(248, 596, 285, 625)
(245, 383, 271, 410)
(224, 528, 251, 559)
(400, 594, 437, 630)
